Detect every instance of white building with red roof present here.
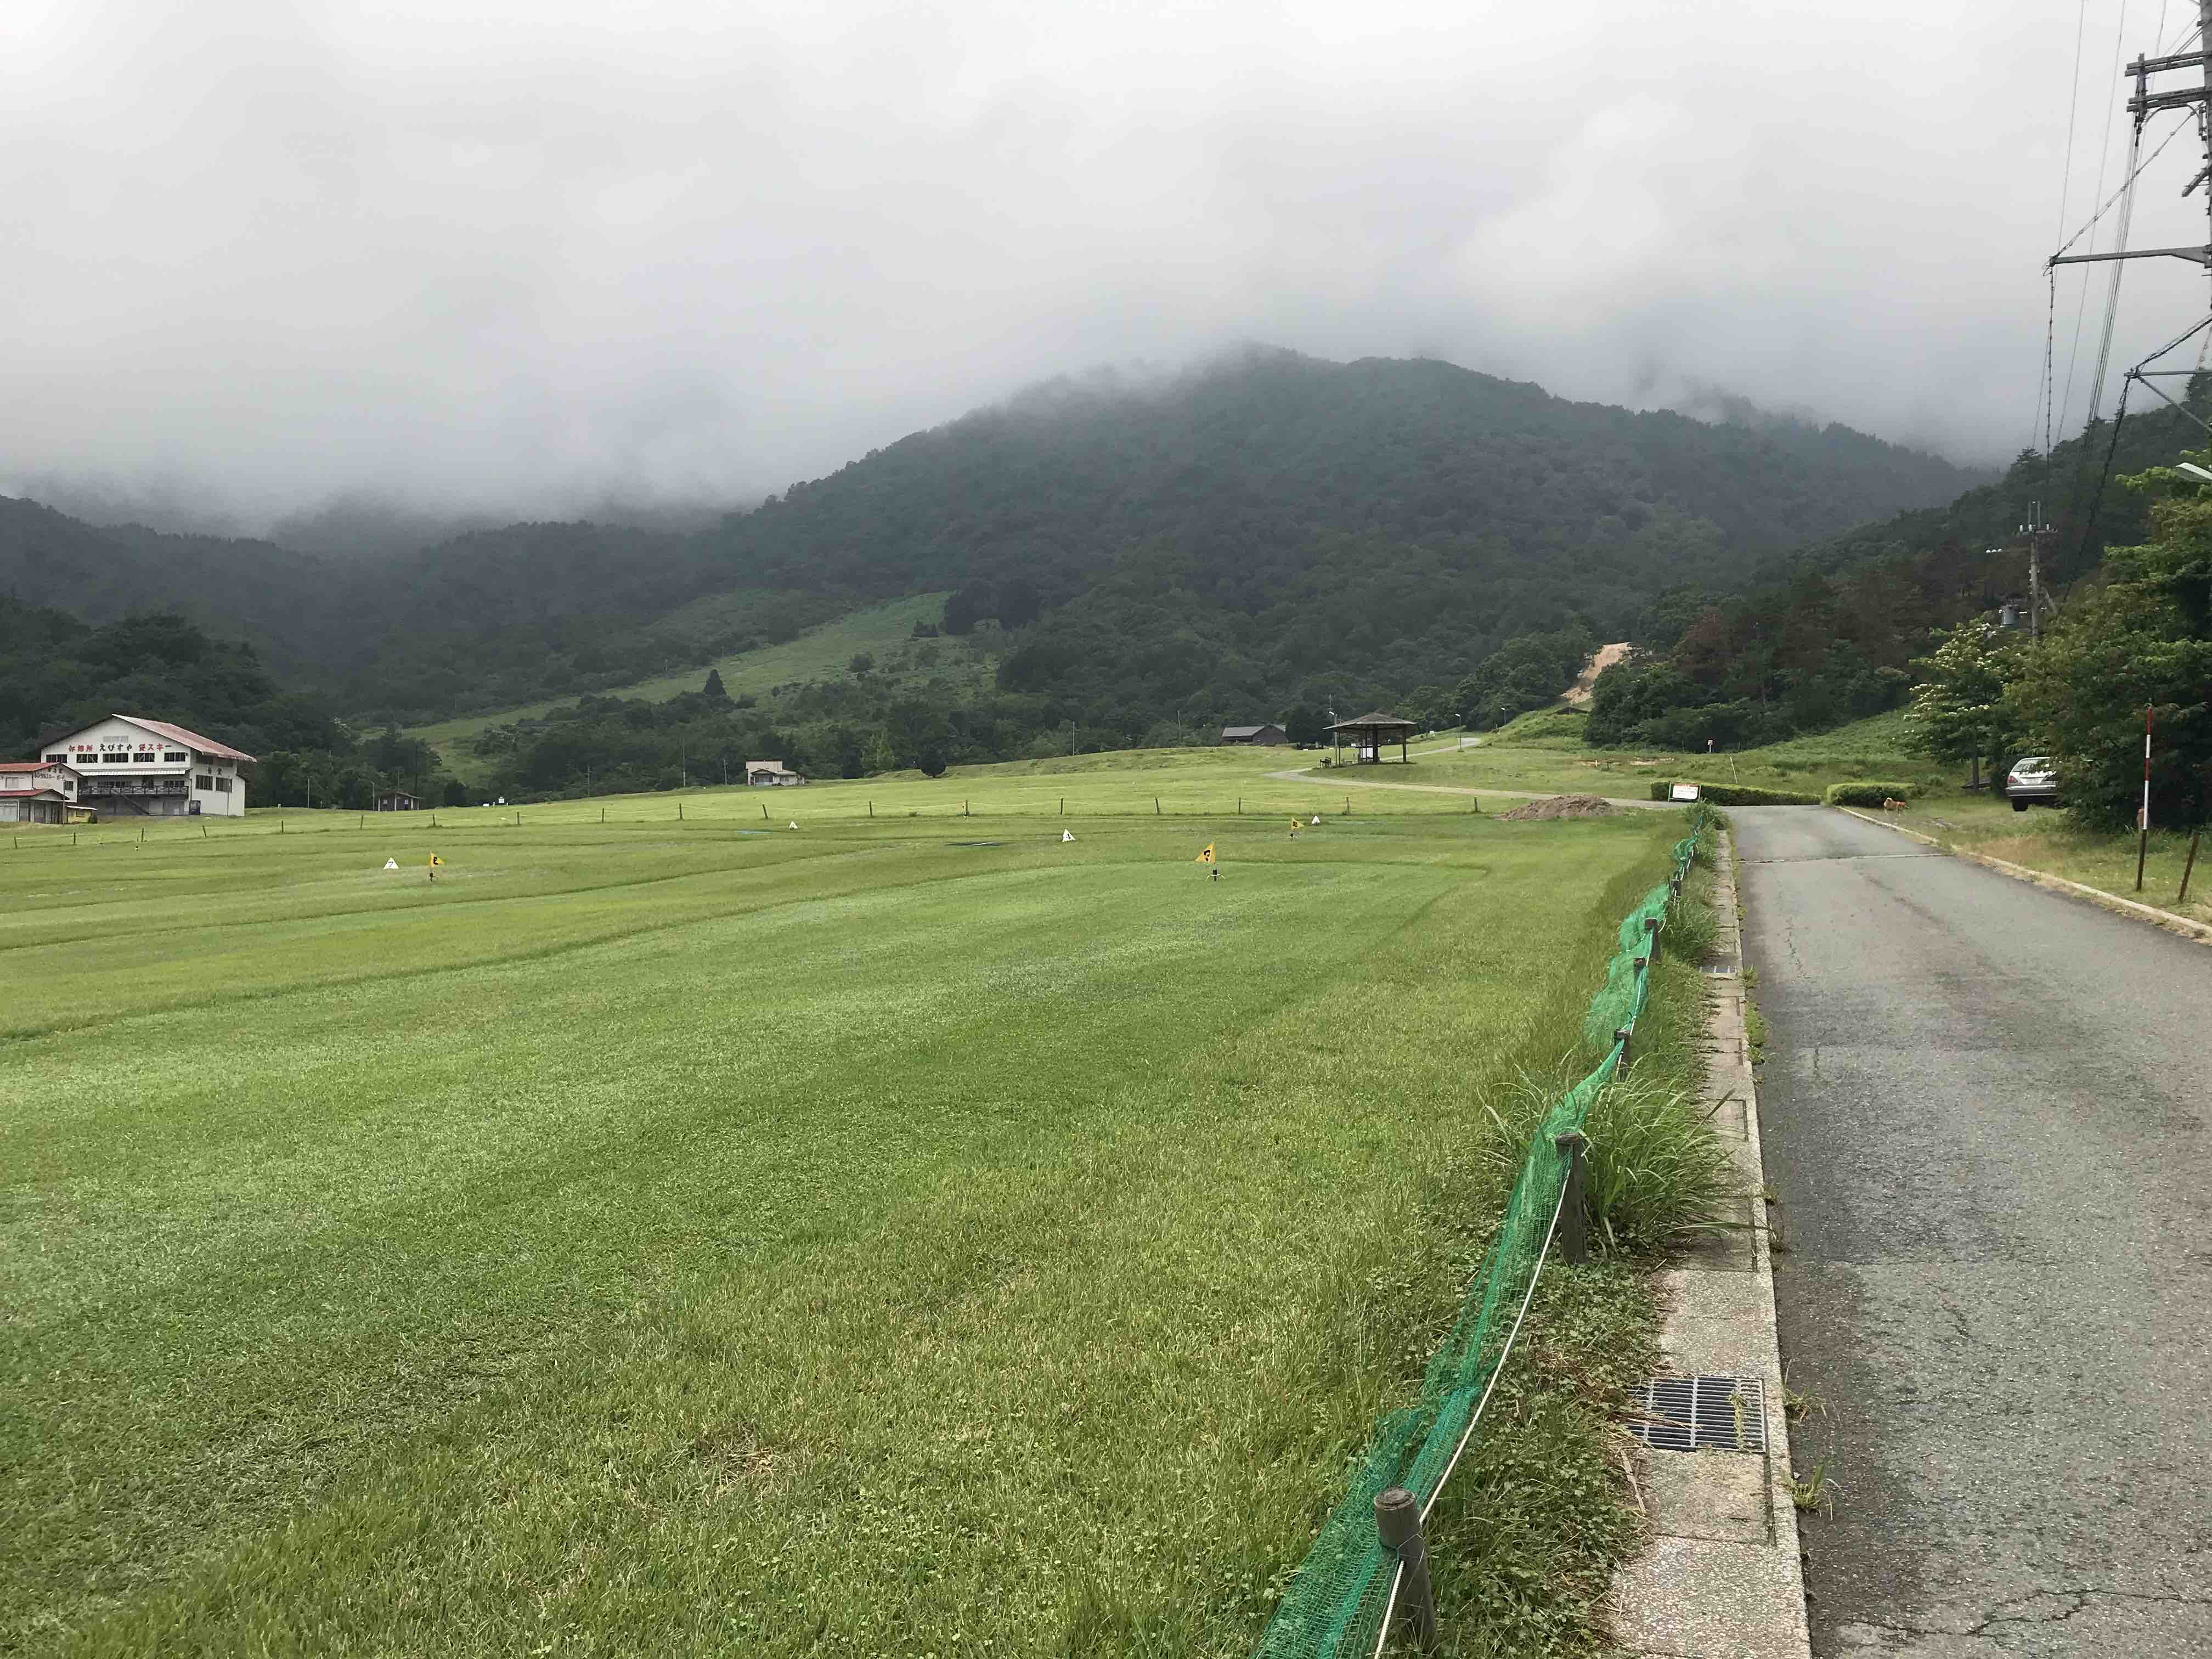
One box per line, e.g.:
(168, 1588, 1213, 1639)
(0, 759, 84, 825)
(34, 715, 256, 819)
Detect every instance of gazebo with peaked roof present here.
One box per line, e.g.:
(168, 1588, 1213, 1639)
(1327, 711, 1420, 765)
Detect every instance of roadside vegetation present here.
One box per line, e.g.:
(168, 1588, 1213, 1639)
(2, 759, 1714, 1656)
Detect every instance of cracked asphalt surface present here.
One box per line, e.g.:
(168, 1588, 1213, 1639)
(1732, 808, 2212, 1656)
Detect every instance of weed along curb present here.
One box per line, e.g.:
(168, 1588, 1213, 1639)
(1834, 805, 2212, 946)
(1607, 825, 1812, 1659)
(1257, 814, 1712, 1657)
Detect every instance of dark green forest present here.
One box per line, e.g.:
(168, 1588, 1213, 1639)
(0, 600, 338, 763)
(1584, 399, 2209, 751)
(5, 350, 1981, 737)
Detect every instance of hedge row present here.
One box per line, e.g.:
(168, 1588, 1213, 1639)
(1821, 781, 1919, 807)
(1646, 780, 1821, 806)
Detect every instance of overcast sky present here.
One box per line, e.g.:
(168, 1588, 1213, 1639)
(4, 0, 2207, 532)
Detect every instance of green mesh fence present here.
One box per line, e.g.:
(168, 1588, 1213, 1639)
(1257, 809, 1712, 1659)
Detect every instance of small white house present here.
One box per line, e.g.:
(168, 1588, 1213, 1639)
(0, 760, 83, 824)
(746, 759, 806, 787)
(36, 715, 256, 819)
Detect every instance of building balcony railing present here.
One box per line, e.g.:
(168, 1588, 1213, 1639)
(82, 778, 187, 796)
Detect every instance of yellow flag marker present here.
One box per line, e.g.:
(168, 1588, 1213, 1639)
(429, 853, 444, 866)
(1195, 843, 1215, 864)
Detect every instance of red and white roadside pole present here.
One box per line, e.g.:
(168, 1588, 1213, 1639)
(2136, 703, 2155, 893)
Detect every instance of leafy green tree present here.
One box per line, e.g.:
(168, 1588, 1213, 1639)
(334, 768, 376, 811)
(703, 668, 728, 699)
(2008, 461, 2212, 827)
(1904, 622, 2026, 784)
(995, 577, 1044, 630)
(887, 699, 955, 776)
(1455, 627, 1594, 730)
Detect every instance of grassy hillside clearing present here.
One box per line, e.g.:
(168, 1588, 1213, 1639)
(410, 594, 989, 777)
(2, 758, 1703, 1655)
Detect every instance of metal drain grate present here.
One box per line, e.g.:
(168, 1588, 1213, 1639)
(1625, 1374, 1767, 1453)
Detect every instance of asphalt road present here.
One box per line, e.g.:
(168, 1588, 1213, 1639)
(1732, 808, 2212, 1656)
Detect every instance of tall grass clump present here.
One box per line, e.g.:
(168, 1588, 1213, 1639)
(1660, 878, 1718, 965)
(1576, 1069, 1735, 1252)
(1482, 1068, 1733, 1256)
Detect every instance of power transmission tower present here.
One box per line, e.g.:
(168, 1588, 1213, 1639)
(2051, 1, 2212, 432)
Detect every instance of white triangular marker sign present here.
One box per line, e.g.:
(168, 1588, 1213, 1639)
(383, 858, 398, 870)
(1062, 830, 1074, 842)
(789, 821, 799, 830)
(1311, 815, 1321, 825)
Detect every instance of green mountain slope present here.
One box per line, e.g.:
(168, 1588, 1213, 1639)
(1581, 400, 2210, 749)
(5, 348, 1989, 761)
(693, 351, 1984, 699)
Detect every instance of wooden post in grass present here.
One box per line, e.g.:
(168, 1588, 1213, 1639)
(1373, 1488, 1438, 1651)
(1344, 796, 1350, 815)
(2181, 827, 2202, 904)
(1154, 796, 1160, 815)
(600, 807, 606, 823)
(679, 803, 685, 821)
(869, 800, 874, 818)
(1059, 797, 1064, 815)
(1615, 1025, 1632, 1066)
(965, 799, 970, 816)
(1554, 1132, 1588, 1264)
(763, 803, 769, 820)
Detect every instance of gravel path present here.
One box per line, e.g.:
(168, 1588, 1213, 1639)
(1263, 767, 1671, 809)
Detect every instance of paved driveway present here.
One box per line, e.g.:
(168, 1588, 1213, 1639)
(1732, 807, 2212, 1656)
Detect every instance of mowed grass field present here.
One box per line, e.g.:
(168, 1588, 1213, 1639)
(2, 770, 1695, 1656)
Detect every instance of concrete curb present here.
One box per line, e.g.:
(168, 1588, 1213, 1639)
(1609, 828, 1812, 1659)
(1832, 805, 2212, 947)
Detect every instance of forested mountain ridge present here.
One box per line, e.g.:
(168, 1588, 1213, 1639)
(1584, 398, 2210, 750)
(0, 497, 800, 715)
(4, 349, 1988, 763)
(710, 350, 1982, 606)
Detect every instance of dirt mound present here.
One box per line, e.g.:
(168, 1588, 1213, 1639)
(1498, 794, 1616, 821)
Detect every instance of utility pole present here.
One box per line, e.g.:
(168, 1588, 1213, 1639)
(2053, 4, 2212, 285)
(2050, 4, 2212, 422)
(2026, 499, 2045, 642)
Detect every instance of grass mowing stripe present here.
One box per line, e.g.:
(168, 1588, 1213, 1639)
(3, 809, 1681, 1655)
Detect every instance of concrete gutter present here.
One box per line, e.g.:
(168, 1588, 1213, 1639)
(1832, 805, 2212, 947)
(1609, 829, 1812, 1659)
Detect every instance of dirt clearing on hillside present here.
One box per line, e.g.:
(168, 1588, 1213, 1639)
(1563, 641, 1632, 706)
